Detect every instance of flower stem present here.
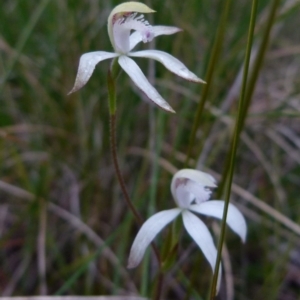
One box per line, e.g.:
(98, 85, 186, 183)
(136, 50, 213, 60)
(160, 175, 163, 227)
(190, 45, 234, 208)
(107, 66, 144, 225)
(107, 68, 163, 299)
(153, 271, 164, 300)
(108, 100, 162, 260)
(109, 112, 144, 224)
(109, 104, 164, 300)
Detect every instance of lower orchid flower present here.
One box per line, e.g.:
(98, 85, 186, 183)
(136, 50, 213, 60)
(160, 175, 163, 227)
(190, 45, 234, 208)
(128, 169, 247, 292)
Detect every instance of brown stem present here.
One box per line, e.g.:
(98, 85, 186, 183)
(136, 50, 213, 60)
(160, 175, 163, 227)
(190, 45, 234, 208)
(109, 113, 162, 261)
(153, 271, 164, 300)
(109, 113, 143, 224)
(109, 111, 164, 300)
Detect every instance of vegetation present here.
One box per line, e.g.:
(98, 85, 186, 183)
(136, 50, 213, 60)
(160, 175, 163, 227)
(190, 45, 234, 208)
(1, 0, 300, 299)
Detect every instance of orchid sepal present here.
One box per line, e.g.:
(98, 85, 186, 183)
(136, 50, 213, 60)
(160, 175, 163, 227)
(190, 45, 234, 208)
(127, 208, 181, 268)
(118, 55, 175, 113)
(128, 169, 247, 294)
(129, 50, 205, 83)
(69, 2, 205, 113)
(189, 200, 247, 242)
(68, 51, 118, 94)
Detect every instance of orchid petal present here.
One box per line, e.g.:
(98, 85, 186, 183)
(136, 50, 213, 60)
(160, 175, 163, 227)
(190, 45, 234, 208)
(171, 169, 217, 201)
(127, 208, 181, 268)
(189, 201, 247, 242)
(68, 51, 118, 94)
(185, 180, 213, 204)
(113, 13, 154, 53)
(174, 183, 194, 208)
(107, 2, 155, 51)
(129, 50, 205, 83)
(118, 55, 175, 113)
(129, 25, 182, 51)
(182, 210, 222, 292)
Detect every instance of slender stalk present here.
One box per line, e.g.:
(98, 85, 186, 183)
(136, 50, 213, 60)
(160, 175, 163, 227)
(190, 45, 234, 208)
(243, 0, 281, 121)
(107, 66, 144, 224)
(185, 0, 232, 167)
(209, 0, 258, 297)
(217, 0, 281, 198)
(38, 197, 47, 295)
(109, 109, 163, 300)
(107, 68, 163, 300)
(153, 272, 164, 300)
(109, 113, 144, 225)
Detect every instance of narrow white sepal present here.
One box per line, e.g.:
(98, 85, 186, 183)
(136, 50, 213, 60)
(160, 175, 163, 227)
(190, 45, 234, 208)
(118, 55, 175, 113)
(182, 210, 222, 292)
(129, 50, 205, 83)
(68, 51, 118, 94)
(127, 208, 180, 268)
(129, 25, 182, 51)
(190, 201, 247, 242)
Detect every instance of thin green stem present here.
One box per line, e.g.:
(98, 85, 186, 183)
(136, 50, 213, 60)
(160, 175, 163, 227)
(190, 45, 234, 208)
(243, 0, 281, 121)
(107, 69, 117, 115)
(185, 0, 232, 167)
(209, 0, 258, 297)
(217, 0, 281, 198)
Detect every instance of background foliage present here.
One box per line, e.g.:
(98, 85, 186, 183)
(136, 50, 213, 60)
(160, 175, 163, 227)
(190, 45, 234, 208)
(1, 0, 300, 299)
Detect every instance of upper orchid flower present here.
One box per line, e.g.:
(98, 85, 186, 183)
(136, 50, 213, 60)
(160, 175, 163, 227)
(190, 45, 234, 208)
(128, 169, 247, 292)
(69, 2, 205, 113)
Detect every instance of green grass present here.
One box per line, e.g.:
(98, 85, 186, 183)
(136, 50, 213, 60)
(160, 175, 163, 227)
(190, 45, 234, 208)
(1, 0, 300, 299)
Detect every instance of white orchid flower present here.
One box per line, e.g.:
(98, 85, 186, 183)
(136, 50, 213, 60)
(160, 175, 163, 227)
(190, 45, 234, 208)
(69, 2, 205, 113)
(128, 169, 247, 292)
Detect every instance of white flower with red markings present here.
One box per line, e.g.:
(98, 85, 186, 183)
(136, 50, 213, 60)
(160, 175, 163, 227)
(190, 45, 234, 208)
(69, 2, 205, 113)
(128, 169, 247, 292)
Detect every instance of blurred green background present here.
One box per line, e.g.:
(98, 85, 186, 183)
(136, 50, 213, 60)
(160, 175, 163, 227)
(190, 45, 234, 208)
(1, 0, 300, 299)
